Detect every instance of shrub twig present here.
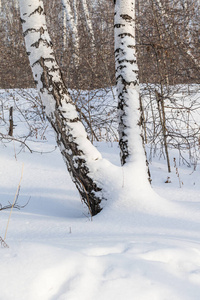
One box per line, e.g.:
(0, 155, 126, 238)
(4, 164, 24, 240)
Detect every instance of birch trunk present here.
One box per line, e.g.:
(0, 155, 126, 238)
(18, 0, 151, 216)
(62, 4, 68, 51)
(19, 0, 104, 215)
(80, 0, 95, 51)
(62, 0, 80, 66)
(14, 0, 18, 9)
(114, 0, 149, 181)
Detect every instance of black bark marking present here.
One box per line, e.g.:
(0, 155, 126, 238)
(32, 57, 54, 68)
(20, 18, 26, 24)
(39, 27, 45, 35)
(24, 27, 43, 37)
(29, 6, 44, 17)
(127, 45, 135, 49)
(116, 75, 138, 86)
(120, 14, 133, 21)
(118, 59, 137, 65)
(118, 33, 134, 39)
(31, 38, 53, 49)
(50, 111, 103, 215)
(114, 24, 125, 28)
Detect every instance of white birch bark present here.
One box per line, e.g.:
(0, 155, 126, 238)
(62, 0, 95, 64)
(72, 0, 78, 26)
(183, 0, 200, 69)
(18, 0, 105, 215)
(18, 0, 151, 215)
(114, 0, 149, 182)
(62, 0, 80, 66)
(62, 7, 68, 50)
(14, 0, 18, 9)
(80, 0, 95, 50)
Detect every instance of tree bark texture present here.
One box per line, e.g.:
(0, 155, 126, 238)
(80, 0, 95, 49)
(19, 0, 104, 215)
(114, 0, 150, 181)
(62, 0, 80, 66)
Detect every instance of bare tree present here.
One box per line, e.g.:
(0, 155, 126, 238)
(18, 0, 150, 215)
(136, 0, 200, 171)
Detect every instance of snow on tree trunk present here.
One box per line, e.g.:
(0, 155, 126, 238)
(18, 0, 105, 216)
(114, 0, 149, 181)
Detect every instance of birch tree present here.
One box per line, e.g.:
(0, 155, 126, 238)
(61, 0, 95, 67)
(18, 0, 150, 216)
(62, 0, 80, 65)
(19, 0, 104, 215)
(114, 0, 150, 183)
(80, 0, 95, 52)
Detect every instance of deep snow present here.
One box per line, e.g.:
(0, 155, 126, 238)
(1, 90, 200, 299)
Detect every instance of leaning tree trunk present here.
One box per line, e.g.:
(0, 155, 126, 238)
(19, 0, 104, 216)
(18, 0, 151, 216)
(114, 0, 150, 180)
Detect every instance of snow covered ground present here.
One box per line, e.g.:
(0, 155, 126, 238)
(1, 90, 200, 299)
